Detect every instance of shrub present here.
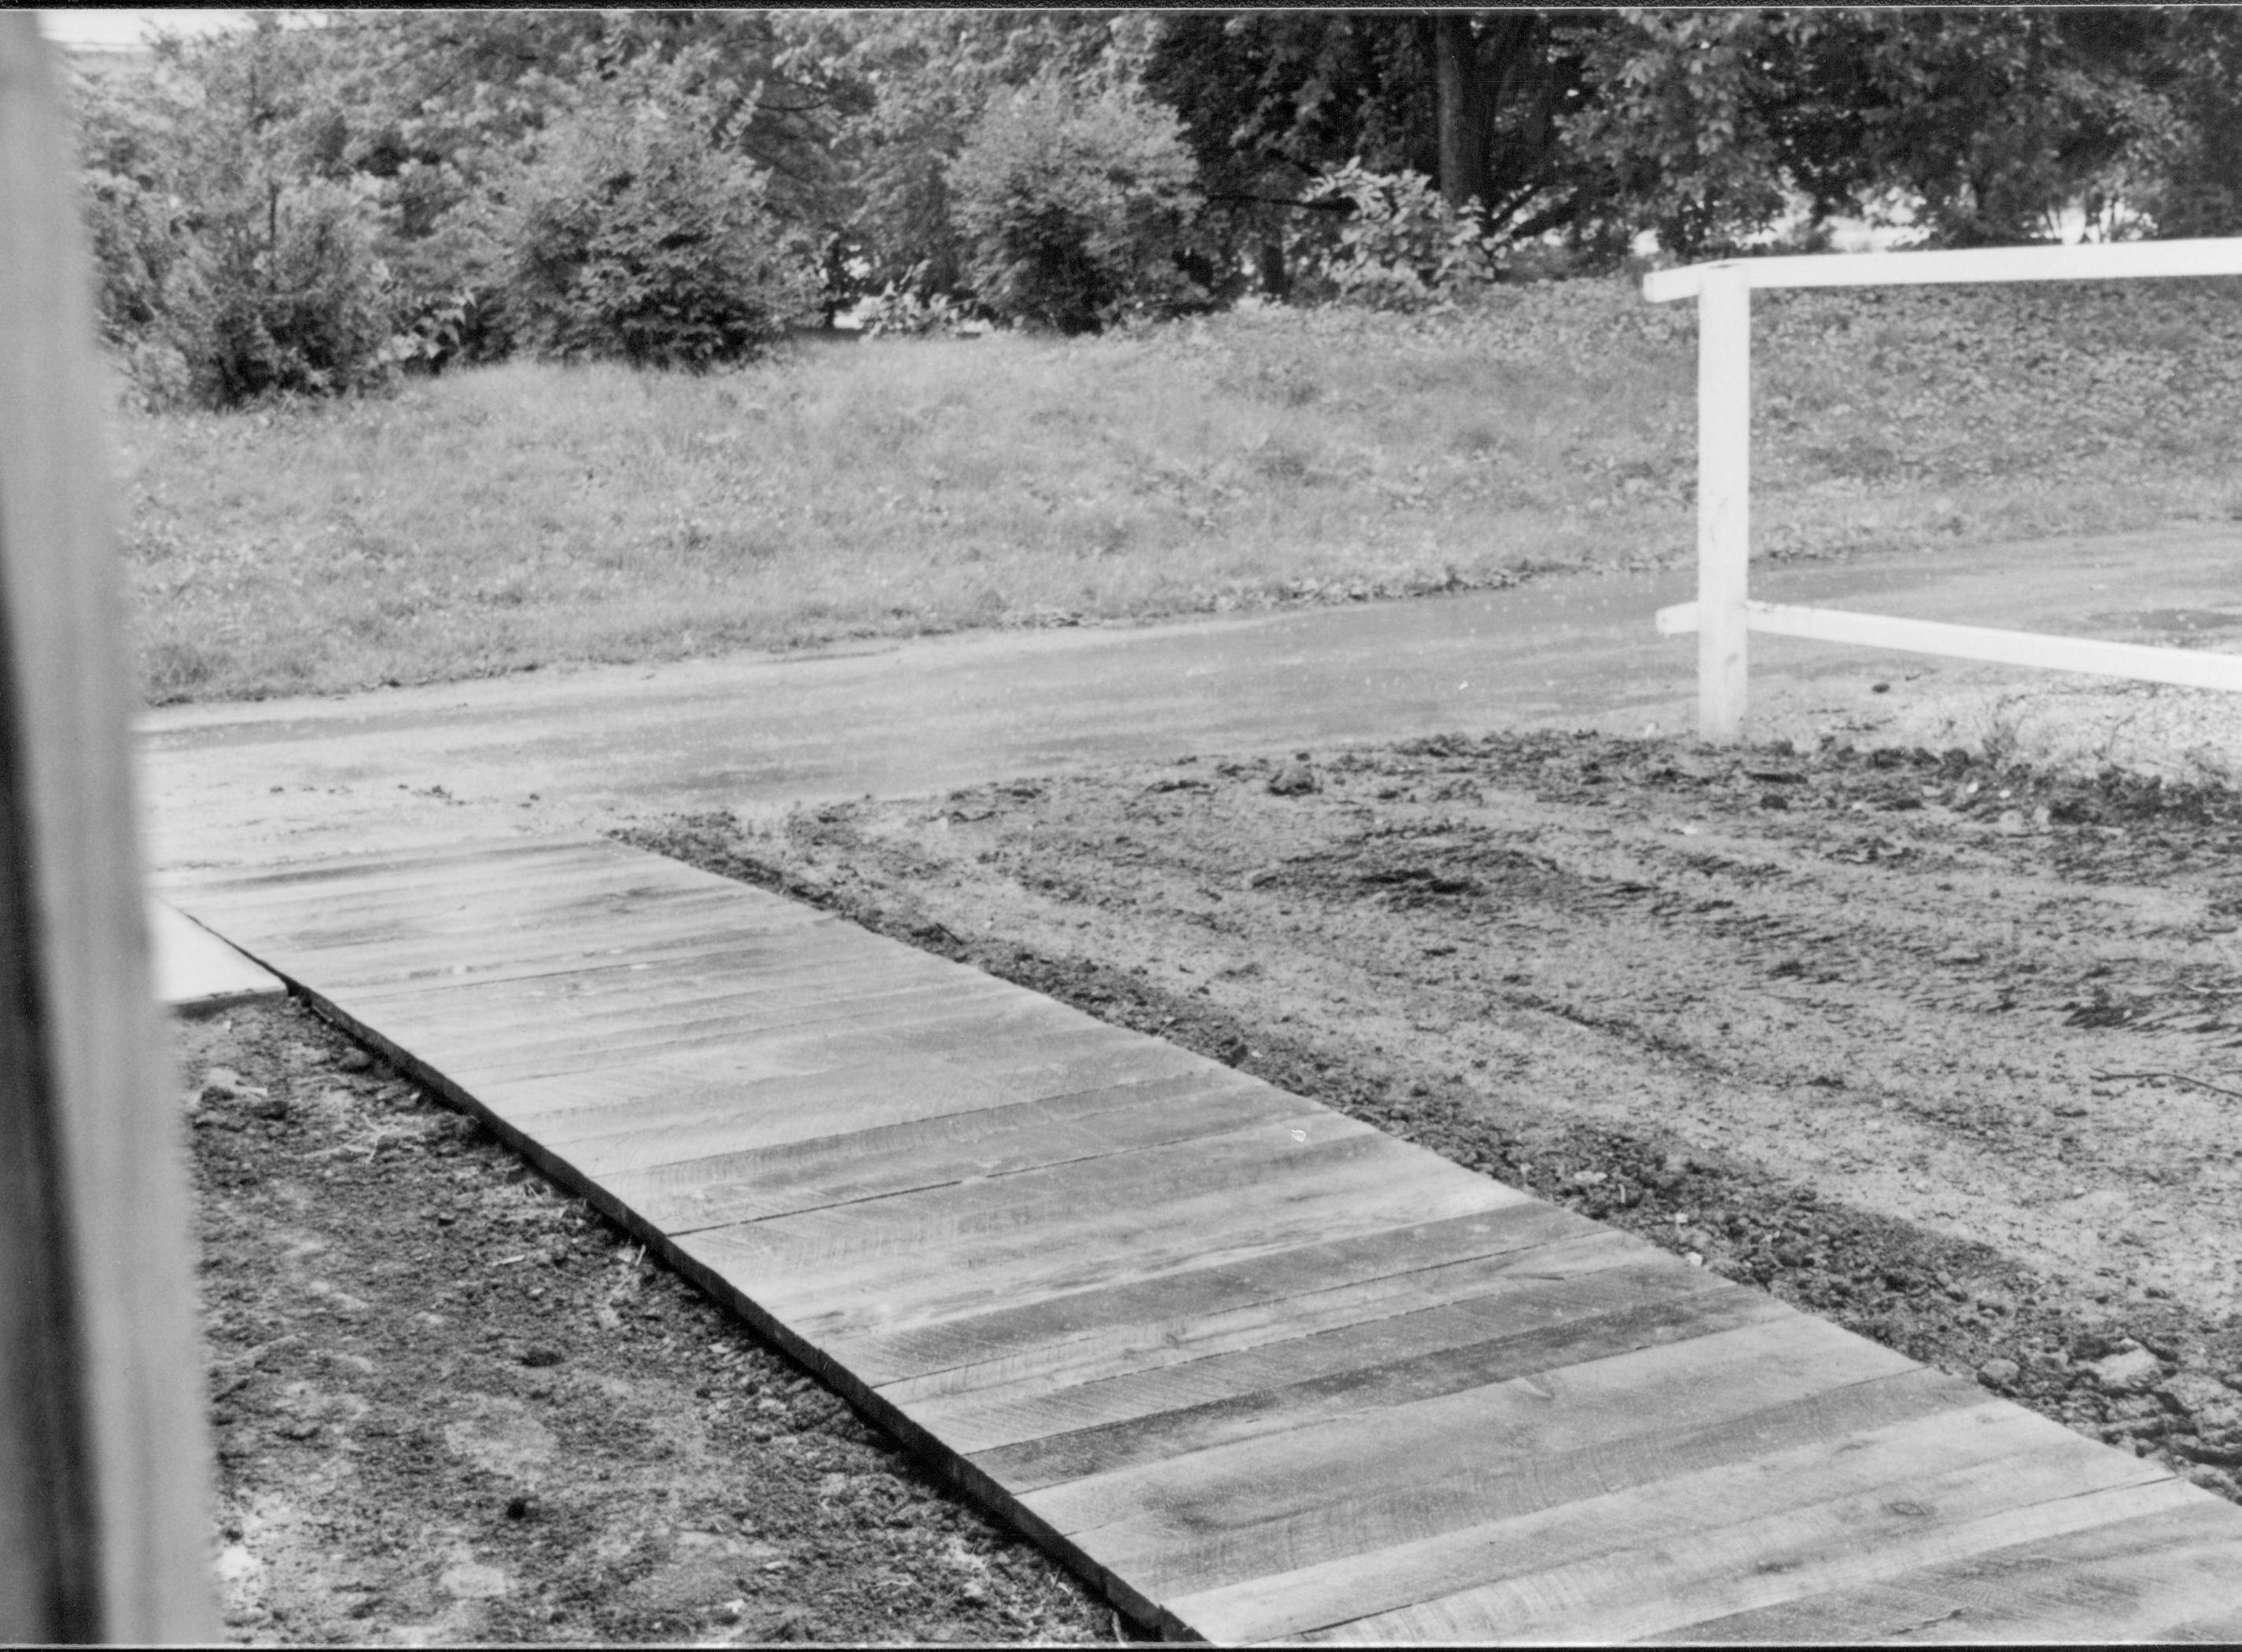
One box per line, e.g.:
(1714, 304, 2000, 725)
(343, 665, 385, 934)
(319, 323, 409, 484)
(503, 55, 820, 369)
(1294, 161, 1500, 311)
(855, 267, 981, 338)
(164, 176, 401, 406)
(948, 78, 1204, 334)
(70, 33, 405, 407)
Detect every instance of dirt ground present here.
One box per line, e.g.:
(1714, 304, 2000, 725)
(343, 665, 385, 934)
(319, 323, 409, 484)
(179, 1007, 1122, 1645)
(186, 723, 2242, 1644)
(624, 731, 2242, 1512)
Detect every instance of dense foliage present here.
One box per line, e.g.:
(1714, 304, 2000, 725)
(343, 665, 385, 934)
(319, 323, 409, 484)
(948, 78, 1204, 333)
(503, 52, 819, 366)
(61, 7, 2242, 407)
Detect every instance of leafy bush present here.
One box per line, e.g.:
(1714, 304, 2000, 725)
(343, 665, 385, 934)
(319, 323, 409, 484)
(855, 267, 980, 338)
(948, 78, 1204, 334)
(70, 29, 404, 407)
(1294, 161, 1501, 310)
(166, 177, 402, 405)
(503, 54, 820, 369)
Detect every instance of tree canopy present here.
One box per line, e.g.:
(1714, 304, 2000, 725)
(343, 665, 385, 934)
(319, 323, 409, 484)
(61, 6, 2242, 405)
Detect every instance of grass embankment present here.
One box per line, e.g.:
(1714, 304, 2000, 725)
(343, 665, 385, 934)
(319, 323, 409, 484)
(120, 277, 2242, 705)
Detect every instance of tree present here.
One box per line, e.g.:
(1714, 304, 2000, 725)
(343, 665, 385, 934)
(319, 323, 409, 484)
(1555, 9, 1798, 260)
(1559, 8, 2222, 256)
(1143, 12, 1600, 292)
(773, 11, 1154, 304)
(948, 76, 1204, 333)
(2126, 8, 2242, 238)
(503, 49, 819, 368)
(69, 14, 401, 405)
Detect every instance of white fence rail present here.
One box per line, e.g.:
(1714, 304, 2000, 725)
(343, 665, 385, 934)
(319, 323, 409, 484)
(1644, 237, 2242, 741)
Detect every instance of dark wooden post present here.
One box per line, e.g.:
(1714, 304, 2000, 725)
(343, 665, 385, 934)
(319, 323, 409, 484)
(0, 15, 218, 1643)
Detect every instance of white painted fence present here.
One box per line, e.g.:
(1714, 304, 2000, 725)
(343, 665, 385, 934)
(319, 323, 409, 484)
(1644, 237, 2242, 742)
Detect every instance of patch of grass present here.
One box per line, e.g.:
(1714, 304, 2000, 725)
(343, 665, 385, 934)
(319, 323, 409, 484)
(117, 276, 2242, 704)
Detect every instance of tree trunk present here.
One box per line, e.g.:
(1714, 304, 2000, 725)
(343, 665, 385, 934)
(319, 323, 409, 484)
(1433, 12, 1495, 219)
(1257, 234, 1288, 300)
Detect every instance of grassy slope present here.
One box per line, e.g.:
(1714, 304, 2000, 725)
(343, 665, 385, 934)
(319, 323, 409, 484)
(119, 276, 2242, 705)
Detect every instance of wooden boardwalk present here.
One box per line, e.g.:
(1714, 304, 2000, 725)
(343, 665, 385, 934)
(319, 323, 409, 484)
(162, 837, 2242, 1643)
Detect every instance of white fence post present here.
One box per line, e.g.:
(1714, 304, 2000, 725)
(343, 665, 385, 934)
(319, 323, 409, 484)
(1646, 237, 2242, 727)
(1696, 267, 1751, 743)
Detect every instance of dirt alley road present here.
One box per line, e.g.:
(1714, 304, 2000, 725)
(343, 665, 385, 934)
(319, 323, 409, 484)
(138, 523, 2242, 874)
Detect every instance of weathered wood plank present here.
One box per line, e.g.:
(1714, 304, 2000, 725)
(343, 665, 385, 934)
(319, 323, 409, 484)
(1643, 1496, 2242, 1644)
(344, 957, 1000, 1073)
(184, 881, 787, 977)
(1022, 1315, 1923, 1603)
(540, 1059, 1250, 1174)
(1301, 1470, 2199, 1645)
(862, 1202, 1603, 1397)
(157, 836, 621, 900)
(957, 1261, 1784, 1486)
(485, 1054, 1025, 1160)
(1188, 1397, 2167, 1644)
(157, 832, 2242, 1643)
(686, 1146, 1511, 1349)
(306, 925, 892, 1013)
(162, 837, 639, 900)
(1105, 1367, 1994, 1628)
(171, 855, 767, 938)
(467, 1021, 1210, 1129)
(312, 929, 856, 1005)
(429, 975, 1042, 1087)
(594, 1065, 1289, 1226)
(691, 1109, 1388, 1291)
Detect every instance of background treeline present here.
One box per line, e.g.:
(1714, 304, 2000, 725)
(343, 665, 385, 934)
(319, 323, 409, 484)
(68, 7, 2242, 407)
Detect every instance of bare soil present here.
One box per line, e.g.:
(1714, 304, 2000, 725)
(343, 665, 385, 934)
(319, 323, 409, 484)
(180, 1006, 1121, 1646)
(624, 731, 2242, 1513)
(186, 727, 2242, 1645)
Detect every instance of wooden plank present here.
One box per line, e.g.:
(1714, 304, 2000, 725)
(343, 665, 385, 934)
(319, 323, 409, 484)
(485, 1054, 1026, 1157)
(524, 1056, 1242, 1170)
(593, 1065, 1289, 1225)
(159, 836, 644, 907)
(1305, 1470, 2198, 1645)
(960, 1261, 1788, 1488)
(466, 1018, 1211, 1128)
(1642, 235, 2242, 302)
(172, 849, 785, 927)
(182, 878, 781, 969)
(300, 924, 887, 1010)
(169, 866, 766, 951)
(0, 17, 215, 1639)
(1075, 1367, 1985, 1627)
(282, 915, 857, 1000)
(445, 992, 1186, 1096)
(160, 832, 2242, 1640)
(340, 953, 989, 1070)
(928, 1237, 1730, 1452)
(1020, 1314, 1922, 1602)
(692, 1108, 1388, 1289)
(1183, 1397, 2167, 1644)
(1646, 1496, 2242, 1644)
(867, 1204, 1610, 1400)
(428, 974, 1040, 1087)
(686, 1144, 1512, 1349)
